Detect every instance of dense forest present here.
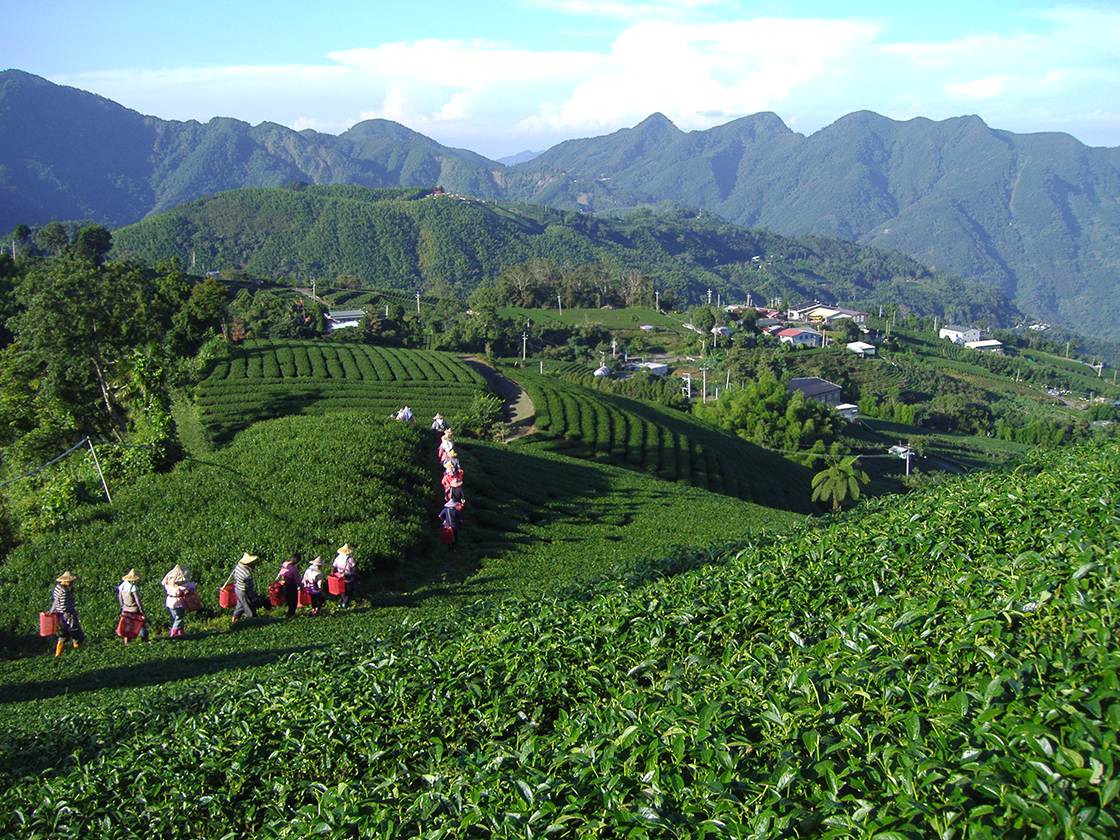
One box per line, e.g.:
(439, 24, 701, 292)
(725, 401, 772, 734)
(104, 185, 1024, 329)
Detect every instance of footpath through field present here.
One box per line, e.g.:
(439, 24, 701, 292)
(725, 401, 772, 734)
(459, 357, 535, 440)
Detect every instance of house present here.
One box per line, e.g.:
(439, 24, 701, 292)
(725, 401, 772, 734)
(326, 309, 365, 332)
(965, 339, 1004, 354)
(788, 377, 842, 406)
(787, 302, 867, 325)
(939, 325, 981, 344)
(635, 361, 669, 376)
(847, 341, 877, 357)
(777, 327, 821, 348)
(593, 365, 611, 378)
(836, 403, 859, 421)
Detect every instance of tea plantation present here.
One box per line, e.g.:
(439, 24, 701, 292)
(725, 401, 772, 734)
(506, 368, 817, 513)
(195, 340, 489, 444)
(0, 431, 1117, 837)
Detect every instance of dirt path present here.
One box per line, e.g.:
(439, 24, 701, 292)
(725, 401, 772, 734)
(459, 357, 536, 440)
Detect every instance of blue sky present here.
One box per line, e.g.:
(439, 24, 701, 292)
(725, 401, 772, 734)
(8, 0, 1119, 158)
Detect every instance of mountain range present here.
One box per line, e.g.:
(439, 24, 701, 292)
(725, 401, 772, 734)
(3, 69, 1119, 341)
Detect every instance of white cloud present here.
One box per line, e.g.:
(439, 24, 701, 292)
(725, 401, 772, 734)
(944, 74, 1015, 100)
(522, 17, 881, 135)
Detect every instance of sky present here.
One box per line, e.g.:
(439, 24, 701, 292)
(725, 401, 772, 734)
(7, 0, 1120, 159)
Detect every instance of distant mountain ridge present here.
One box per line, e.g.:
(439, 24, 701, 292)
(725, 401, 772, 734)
(3, 69, 1120, 340)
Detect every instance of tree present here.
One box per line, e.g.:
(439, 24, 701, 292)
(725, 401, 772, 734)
(36, 221, 69, 255)
(9, 260, 167, 439)
(811, 456, 870, 513)
(71, 225, 114, 265)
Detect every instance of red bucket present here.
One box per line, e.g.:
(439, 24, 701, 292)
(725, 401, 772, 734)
(268, 581, 285, 606)
(116, 612, 145, 639)
(182, 587, 202, 612)
(298, 587, 311, 607)
(39, 612, 58, 637)
(327, 574, 345, 596)
(219, 584, 236, 609)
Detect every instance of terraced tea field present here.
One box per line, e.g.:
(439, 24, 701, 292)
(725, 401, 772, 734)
(506, 369, 817, 513)
(196, 340, 489, 443)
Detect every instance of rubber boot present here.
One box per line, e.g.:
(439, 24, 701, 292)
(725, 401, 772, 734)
(123, 638, 129, 645)
(54, 639, 65, 657)
(72, 641, 81, 649)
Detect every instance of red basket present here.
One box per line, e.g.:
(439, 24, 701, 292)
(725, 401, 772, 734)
(219, 584, 236, 609)
(439, 525, 456, 545)
(39, 612, 58, 637)
(327, 574, 345, 595)
(116, 612, 146, 639)
(298, 587, 311, 607)
(268, 580, 285, 606)
(182, 587, 202, 612)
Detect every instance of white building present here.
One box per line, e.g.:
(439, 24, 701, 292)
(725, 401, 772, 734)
(940, 325, 981, 344)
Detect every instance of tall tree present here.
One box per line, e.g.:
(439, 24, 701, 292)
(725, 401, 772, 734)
(9, 260, 165, 438)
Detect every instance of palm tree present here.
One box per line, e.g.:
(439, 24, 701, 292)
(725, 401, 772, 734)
(811, 456, 870, 513)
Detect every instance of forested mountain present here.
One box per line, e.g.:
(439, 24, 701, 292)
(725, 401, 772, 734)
(4, 70, 1119, 338)
(499, 112, 1120, 342)
(111, 184, 1021, 326)
(0, 70, 503, 231)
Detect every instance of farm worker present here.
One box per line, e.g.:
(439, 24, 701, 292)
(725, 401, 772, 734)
(161, 565, 196, 639)
(49, 570, 86, 656)
(441, 449, 461, 472)
(232, 552, 259, 624)
(117, 568, 149, 644)
(276, 553, 302, 618)
(438, 431, 455, 461)
(301, 556, 326, 616)
(396, 406, 415, 422)
(430, 413, 449, 432)
(442, 466, 465, 502)
(331, 544, 357, 609)
(438, 499, 463, 552)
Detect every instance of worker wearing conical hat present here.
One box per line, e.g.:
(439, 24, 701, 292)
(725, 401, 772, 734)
(231, 552, 259, 624)
(301, 556, 326, 616)
(331, 544, 357, 609)
(162, 565, 196, 639)
(49, 571, 86, 656)
(117, 568, 149, 644)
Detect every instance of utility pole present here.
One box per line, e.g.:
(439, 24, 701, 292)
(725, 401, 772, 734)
(684, 373, 692, 399)
(655, 290, 660, 311)
(416, 291, 421, 314)
(522, 332, 528, 361)
(557, 294, 562, 316)
(702, 367, 707, 402)
(707, 288, 712, 305)
(611, 338, 617, 358)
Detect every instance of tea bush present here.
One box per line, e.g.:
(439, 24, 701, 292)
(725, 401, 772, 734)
(1, 440, 1117, 837)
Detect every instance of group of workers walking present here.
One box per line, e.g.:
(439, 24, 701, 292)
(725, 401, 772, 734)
(433, 417, 467, 552)
(44, 543, 360, 653)
(43, 414, 465, 655)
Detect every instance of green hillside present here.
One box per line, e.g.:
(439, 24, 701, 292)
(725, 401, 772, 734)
(505, 367, 817, 513)
(1, 435, 1116, 837)
(110, 184, 1022, 326)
